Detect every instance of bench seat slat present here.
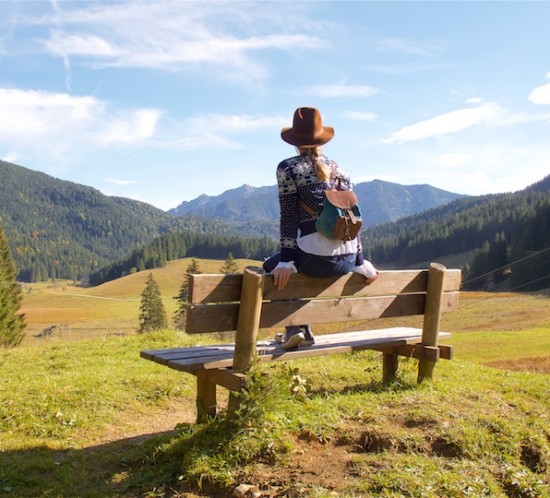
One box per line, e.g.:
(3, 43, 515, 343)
(140, 345, 236, 364)
(186, 292, 460, 334)
(142, 327, 451, 372)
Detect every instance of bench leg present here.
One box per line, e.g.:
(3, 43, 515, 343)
(418, 359, 436, 383)
(382, 352, 398, 383)
(196, 371, 217, 422)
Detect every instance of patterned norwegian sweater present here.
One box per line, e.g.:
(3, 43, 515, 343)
(276, 153, 364, 265)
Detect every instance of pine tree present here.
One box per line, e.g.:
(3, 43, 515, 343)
(173, 259, 201, 330)
(138, 273, 167, 333)
(220, 252, 239, 274)
(0, 227, 26, 347)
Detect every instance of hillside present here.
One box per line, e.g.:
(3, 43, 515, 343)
(0, 160, 463, 283)
(3, 159, 549, 290)
(366, 176, 550, 291)
(168, 179, 464, 226)
(0, 161, 236, 281)
(3, 279, 550, 496)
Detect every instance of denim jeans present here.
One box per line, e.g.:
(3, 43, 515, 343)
(263, 248, 356, 279)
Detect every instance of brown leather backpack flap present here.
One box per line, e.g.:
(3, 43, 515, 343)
(325, 190, 358, 209)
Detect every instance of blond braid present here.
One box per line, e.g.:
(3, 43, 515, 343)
(308, 148, 329, 182)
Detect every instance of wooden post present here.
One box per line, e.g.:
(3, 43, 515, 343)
(382, 352, 398, 383)
(417, 263, 446, 383)
(196, 371, 217, 422)
(227, 266, 265, 418)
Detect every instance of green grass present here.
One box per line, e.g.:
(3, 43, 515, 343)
(2, 334, 549, 496)
(2, 261, 549, 496)
(20, 257, 260, 343)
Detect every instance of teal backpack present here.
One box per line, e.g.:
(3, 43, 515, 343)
(299, 169, 363, 242)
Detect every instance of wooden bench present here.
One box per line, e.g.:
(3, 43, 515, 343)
(141, 263, 461, 422)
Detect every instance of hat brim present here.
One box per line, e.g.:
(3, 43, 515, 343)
(281, 126, 334, 147)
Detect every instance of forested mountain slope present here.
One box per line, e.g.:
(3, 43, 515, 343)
(0, 160, 462, 282)
(367, 175, 550, 291)
(2, 159, 548, 290)
(0, 161, 228, 281)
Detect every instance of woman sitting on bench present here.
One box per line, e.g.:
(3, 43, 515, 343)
(263, 107, 378, 350)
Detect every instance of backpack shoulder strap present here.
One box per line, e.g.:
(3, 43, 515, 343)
(298, 198, 317, 217)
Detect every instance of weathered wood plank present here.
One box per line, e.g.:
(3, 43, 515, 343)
(196, 371, 217, 420)
(186, 291, 460, 334)
(232, 267, 265, 372)
(418, 263, 446, 382)
(171, 337, 423, 371)
(143, 329, 451, 372)
(382, 353, 399, 383)
(381, 344, 441, 362)
(188, 269, 462, 304)
(228, 267, 265, 415)
(143, 329, 452, 363)
(140, 345, 236, 364)
(198, 369, 248, 392)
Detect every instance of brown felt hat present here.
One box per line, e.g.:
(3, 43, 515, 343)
(281, 107, 334, 148)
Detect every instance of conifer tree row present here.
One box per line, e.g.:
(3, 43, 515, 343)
(89, 231, 277, 286)
(0, 227, 26, 347)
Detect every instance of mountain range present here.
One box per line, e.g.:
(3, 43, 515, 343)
(168, 180, 464, 226)
(2, 159, 549, 290)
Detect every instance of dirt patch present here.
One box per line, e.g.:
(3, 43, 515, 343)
(430, 436, 465, 459)
(484, 356, 550, 374)
(92, 400, 196, 446)
(521, 442, 547, 474)
(356, 430, 398, 453)
(242, 439, 354, 497)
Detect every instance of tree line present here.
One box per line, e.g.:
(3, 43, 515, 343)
(366, 185, 550, 291)
(0, 160, 241, 282)
(0, 227, 25, 347)
(89, 230, 278, 286)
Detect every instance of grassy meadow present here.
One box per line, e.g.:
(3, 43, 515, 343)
(19, 258, 260, 344)
(1, 258, 549, 497)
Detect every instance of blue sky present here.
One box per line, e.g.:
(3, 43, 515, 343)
(1, 1, 550, 211)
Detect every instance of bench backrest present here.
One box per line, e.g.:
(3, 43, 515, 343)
(186, 266, 461, 334)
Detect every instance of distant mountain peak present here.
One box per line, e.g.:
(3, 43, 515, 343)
(168, 179, 465, 226)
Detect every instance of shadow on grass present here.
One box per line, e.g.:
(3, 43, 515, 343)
(308, 377, 419, 398)
(0, 427, 221, 498)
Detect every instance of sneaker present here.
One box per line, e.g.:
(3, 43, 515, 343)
(299, 325, 315, 346)
(281, 326, 305, 350)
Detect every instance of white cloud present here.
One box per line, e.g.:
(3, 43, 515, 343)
(95, 109, 160, 145)
(25, 2, 322, 81)
(374, 37, 441, 57)
(0, 88, 99, 137)
(1, 151, 24, 163)
(383, 102, 505, 144)
(104, 178, 137, 186)
(437, 153, 472, 169)
(528, 73, 550, 105)
(344, 111, 377, 121)
(186, 113, 283, 134)
(0, 87, 161, 152)
(165, 113, 285, 150)
(45, 31, 120, 57)
(307, 84, 380, 98)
